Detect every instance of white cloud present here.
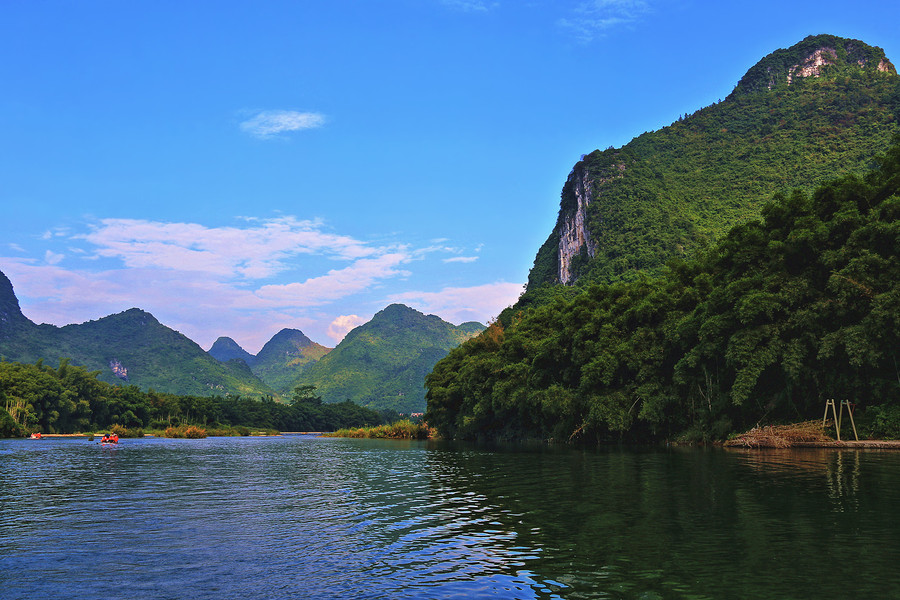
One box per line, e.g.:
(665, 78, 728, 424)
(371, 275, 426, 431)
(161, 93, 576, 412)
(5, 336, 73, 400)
(327, 314, 368, 343)
(79, 217, 376, 279)
(44, 250, 64, 265)
(254, 252, 412, 307)
(558, 0, 651, 42)
(388, 281, 523, 325)
(8, 243, 25, 253)
(442, 256, 479, 263)
(240, 110, 326, 138)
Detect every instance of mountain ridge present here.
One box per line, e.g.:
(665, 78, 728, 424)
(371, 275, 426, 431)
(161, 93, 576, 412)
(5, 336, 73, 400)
(0, 271, 275, 397)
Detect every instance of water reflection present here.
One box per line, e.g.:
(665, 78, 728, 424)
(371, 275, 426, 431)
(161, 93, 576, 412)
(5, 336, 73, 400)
(2, 438, 900, 599)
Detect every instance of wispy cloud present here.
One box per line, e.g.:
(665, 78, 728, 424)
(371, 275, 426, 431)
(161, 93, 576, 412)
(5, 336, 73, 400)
(439, 0, 498, 12)
(558, 0, 651, 43)
(442, 256, 479, 263)
(44, 250, 64, 265)
(240, 110, 326, 138)
(253, 253, 412, 307)
(79, 217, 374, 279)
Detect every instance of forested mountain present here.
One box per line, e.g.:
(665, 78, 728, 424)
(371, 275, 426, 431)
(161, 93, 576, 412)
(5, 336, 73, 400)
(209, 329, 331, 393)
(427, 138, 900, 442)
(293, 304, 483, 413)
(523, 34, 899, 308)
(427, 35, 900, 442)
(0, 270, 275, 397)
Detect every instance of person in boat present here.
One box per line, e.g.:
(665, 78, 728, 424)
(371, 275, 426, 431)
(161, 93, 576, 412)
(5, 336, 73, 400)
(101, 433, 110, 443)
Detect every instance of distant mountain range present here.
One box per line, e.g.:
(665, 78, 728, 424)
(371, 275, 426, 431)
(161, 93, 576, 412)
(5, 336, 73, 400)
(0, 270, 272, 397)
(209, 328, 331, 393)
(0, 269, 482, 410)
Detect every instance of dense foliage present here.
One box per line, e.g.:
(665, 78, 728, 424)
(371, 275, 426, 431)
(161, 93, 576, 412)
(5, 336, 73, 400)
(0, 358, 382, 437)
(294, 304, 483, 413)
(526, 35, 899, 293)
(426, 140, 900, 442)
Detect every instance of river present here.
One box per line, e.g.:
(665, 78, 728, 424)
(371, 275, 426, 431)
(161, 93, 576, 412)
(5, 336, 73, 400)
(2, 435, 899, 599)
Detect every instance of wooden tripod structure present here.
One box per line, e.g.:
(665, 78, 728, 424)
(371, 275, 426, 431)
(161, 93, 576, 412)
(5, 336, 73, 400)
(823, 399, 859, 442)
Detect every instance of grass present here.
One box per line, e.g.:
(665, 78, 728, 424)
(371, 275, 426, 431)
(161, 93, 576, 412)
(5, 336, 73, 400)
(724, 420, 834, 448)
(324, 419, 435, 440)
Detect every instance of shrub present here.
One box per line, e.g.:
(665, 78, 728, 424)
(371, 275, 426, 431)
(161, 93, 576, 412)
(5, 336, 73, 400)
(868, 405, 900, 439)
(184, 425, 207, 438)
(110, 423, 144, 438)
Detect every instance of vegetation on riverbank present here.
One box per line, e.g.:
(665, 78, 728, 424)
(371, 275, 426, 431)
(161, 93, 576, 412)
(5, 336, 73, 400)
(0, 359, 382, 437)
(324, 419, 434, 440)
(426, 139, 900, 444)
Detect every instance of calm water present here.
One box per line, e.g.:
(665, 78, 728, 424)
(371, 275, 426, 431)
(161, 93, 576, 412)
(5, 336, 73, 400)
(2, 436, 900, 599)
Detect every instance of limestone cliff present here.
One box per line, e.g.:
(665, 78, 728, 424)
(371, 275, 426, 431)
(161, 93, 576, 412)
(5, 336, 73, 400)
(556, 160, 624, 285)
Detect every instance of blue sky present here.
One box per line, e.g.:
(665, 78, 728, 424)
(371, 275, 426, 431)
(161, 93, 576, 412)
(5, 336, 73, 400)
(2, 0, 898, 352)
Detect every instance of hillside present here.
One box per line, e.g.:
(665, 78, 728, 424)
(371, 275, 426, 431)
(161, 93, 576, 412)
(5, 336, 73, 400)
(427, 137, 900, 442)
(293, 304, 484, 413)
(523, 34, 899, 305)
(0, 270, 275, 397)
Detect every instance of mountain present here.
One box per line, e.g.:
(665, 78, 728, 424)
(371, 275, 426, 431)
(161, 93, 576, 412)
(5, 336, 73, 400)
(207, 329, 332, 392)
(292, 304, 484, 413)
(208, 336, 257, 365)
(251, 329, 331, 392)
(0, 271, 275, 397)
(522, 34, 899, 304)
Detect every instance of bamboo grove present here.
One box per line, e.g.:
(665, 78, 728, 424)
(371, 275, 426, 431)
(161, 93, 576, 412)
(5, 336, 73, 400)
(425, 139, 900, 442)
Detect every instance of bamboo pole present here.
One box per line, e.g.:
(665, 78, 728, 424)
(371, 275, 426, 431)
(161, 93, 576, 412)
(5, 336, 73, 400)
(842, 400, 859, 441)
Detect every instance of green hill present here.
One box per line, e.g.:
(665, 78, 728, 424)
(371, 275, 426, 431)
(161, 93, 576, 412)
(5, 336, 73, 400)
(523, 34, 899, 305)
(249, 329, 331, 392)
(293, 304, 483, 413)
(427, 35, 900, 442)
(0, 270, 274, 398)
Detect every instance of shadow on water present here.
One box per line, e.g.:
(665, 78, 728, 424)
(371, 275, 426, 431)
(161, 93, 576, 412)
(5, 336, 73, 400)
(421, 442, 900, 599)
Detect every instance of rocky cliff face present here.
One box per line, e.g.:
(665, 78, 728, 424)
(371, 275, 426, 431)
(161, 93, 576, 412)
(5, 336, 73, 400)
(557, 167, 596, 285)
(556, 160, 625, 285)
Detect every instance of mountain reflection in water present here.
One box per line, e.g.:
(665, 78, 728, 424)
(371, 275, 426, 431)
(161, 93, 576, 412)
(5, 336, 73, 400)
(2, 437, 899, 599)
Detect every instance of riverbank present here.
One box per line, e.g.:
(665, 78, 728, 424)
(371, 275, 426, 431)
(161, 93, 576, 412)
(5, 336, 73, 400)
(723, 421, 900, 449)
